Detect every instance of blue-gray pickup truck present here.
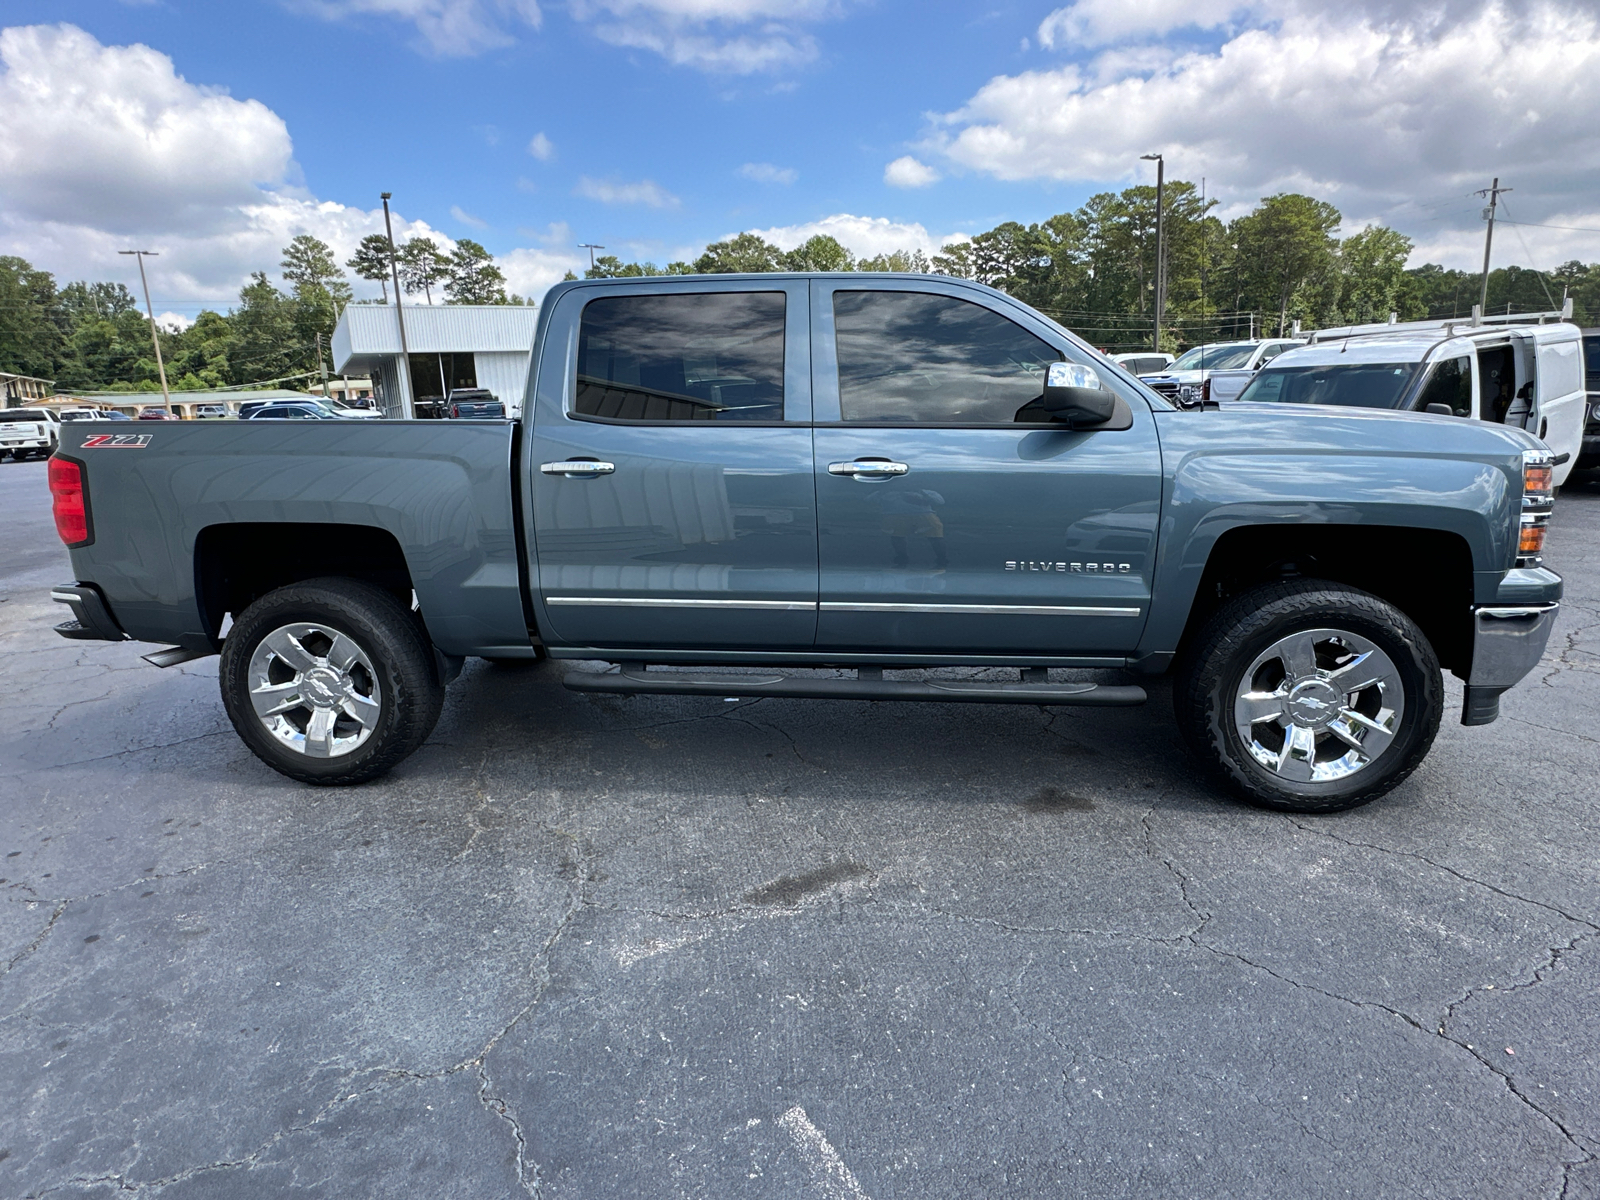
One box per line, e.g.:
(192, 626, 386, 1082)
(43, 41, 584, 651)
(47, 274, 1562, 813)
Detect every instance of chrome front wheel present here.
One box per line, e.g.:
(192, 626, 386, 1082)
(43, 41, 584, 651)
(247, 622, 382, 758)
(1233, 628, 1404, 784)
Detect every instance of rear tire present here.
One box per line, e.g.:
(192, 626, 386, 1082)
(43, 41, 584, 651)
(220, 578, 444, 785)
(1174, 579, 1443, 813)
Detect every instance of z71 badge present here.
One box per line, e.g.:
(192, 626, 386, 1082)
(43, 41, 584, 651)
(81, 434, 152, 448)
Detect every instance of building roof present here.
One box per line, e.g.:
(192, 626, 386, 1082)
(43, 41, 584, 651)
(75, 388, 312, 403)
(332, 303, 539, 372)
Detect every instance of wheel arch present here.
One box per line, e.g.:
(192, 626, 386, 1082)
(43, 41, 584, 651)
(195, 522, 415, 646)
(1174, 523, 1477, 678)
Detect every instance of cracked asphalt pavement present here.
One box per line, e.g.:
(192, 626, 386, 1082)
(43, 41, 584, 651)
(2, 457, 1598, 1198)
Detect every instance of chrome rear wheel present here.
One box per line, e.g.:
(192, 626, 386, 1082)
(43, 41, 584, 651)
(248, 622, 382, 758)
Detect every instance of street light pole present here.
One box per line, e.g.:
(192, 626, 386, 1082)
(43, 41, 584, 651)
(578, 243, 605, 273)
(119, 250, 173, 414)
(1140, 154, 1165, 353)
(381, 193, 413, 418)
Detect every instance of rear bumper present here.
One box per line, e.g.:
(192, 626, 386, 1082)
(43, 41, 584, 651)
(1461, 602, 1560, 725)
(2, 436, 52, 451)
(50, 583, 129, 642)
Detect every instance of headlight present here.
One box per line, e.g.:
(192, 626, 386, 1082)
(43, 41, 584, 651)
(1518, 448, 1554, 566)
(1591, 400, 1600, 422)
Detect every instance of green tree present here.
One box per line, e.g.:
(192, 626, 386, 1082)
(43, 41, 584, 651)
(397, 237, 449, 304)
(1229, 193, 1342, 336)
(782, 235, 854, 272)
(1336, 226, 1414, 325)
(280, 235, 353, 309)
(347, 233, 396, 302)
(857, 249, 930, 273)
(444, 239, 508, 304)
(930, 241, 974, 278)
(0, 256, 63, 380)
(228, 273, 301, 385)
(693, 233, 784, 273)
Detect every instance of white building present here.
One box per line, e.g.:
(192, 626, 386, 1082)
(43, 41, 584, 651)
(331, 304, 539, 418)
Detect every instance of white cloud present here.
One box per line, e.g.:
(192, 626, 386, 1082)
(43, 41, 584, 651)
(500, 245, 587, 300)
(883, 155, 940, 188)
(450, 204, 488, 228)
(291, 0, 542, 56)
(0, 24, 450, 301)
(527, 131, 554, 160)
(746, 213, 968, 259)
(930, 1, 1600, 266)
(303, 0, 842, 70)
(156, 311, 193, 332)
(0, 24, 292, 236)
(738, 161, 798, 184)
(1038, 0, 1255, 47)
(574, 176, 681, 207)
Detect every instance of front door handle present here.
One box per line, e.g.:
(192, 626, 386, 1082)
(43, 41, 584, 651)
(827, 460, 909, 477)
(541, 460, 616, 476)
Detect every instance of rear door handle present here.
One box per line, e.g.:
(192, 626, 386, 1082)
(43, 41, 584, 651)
(541, 460, 616, 476)
(827, 460, 909, 477)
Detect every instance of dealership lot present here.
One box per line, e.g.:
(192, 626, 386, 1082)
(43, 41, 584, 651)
(1, 457, 1597, 1198)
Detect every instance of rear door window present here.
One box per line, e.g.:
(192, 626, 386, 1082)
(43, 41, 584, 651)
(575, 292, 786, 423)
(832, 290, 1062, 424)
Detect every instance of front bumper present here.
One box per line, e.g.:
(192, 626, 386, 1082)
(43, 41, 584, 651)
(1461, 603, 1560, 725)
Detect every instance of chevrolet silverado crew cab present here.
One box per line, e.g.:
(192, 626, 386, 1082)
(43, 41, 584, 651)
(47, 275, 1561, 814)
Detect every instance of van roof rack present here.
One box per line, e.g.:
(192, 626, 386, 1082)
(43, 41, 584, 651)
(1307, 298, 1575, 344)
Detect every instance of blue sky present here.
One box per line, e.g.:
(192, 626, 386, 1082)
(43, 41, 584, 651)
(2, 0, 1597, 319)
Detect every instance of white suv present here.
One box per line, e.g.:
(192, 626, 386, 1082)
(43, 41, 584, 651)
(1140, 339, 1304, 406)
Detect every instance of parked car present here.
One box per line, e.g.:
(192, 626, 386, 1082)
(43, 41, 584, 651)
(49, 274, 1559, 816)
(194, 404, 230, 419)
(1579, 327, 1600, 470)
(138, 406, 181, 420)
(1238, 317, 1589, 486)
(0, 407, 59, 460)
(1108, 352, 1175, 376)
(238, 398, 335, 420)
(104, 411, 133, 420)
(58, 408, 118, 422)
(1142, 339, 1304, 407)
(324, 398, 382, 418)
(243, 402, 338, 420)
(445, 388, 505, 419)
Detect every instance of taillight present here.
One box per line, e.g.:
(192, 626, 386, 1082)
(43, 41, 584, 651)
(1518, 448, 1553, 567)
(49, 457, 90, 546)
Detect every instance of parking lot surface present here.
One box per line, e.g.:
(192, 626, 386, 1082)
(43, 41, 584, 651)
(2, 456, 1598, 1199)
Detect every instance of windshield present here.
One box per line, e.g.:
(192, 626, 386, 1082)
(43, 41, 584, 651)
(1172, 344, 1256, 371)
(1239, 362, 1422, 409)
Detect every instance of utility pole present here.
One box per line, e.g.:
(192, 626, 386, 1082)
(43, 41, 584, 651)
(119, 250, 172, 414)
(1141, 154, 1165, 352)
(381, 193, 413, 419)
(316, 332, 331, 403)
(1476, 178, 1511, 318)
(579, 243, 605, 273)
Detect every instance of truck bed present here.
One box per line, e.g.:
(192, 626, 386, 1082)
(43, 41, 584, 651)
(59, 420, 531, 658)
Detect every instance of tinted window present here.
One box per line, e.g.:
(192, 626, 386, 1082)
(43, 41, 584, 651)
(1413, 357, 1473, 416)
(1240, 362, 1421, 409)
(1585, 335, 1600, 380)
(833, 291, 1061, 424)
(576, 292, 786, 423)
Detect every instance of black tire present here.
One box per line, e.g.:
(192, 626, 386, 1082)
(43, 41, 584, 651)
(1174, 579, 1443, 813)
(220, 578, 445, 785)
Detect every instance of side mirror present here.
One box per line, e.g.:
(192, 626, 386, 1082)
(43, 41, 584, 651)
(1424, 403, 1455, 417)
(1044, 363, 1116, 427)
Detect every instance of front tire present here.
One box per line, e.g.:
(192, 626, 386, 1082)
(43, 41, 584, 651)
(1174, 579, 1443, 813)
(220, 578, 445, 785)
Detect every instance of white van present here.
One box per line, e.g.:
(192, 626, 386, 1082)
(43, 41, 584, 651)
(1237, 317, 1588, 485)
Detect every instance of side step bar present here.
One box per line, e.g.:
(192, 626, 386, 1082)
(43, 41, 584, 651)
(563, 663, 1146, 707)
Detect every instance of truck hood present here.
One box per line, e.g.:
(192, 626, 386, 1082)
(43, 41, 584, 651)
(1157, 397, 1545, 457)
